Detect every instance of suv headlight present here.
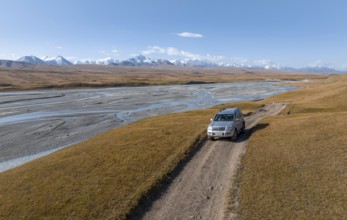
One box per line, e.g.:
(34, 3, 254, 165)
(207, 125, 212, 131)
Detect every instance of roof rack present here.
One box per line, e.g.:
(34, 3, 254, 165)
(219, 107, 237, 113)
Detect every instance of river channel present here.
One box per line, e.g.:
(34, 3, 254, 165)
(0, 81, 296, 172)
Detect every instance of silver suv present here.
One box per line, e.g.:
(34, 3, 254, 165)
(207, 108, 245, 141)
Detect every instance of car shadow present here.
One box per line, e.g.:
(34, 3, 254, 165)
(236, 123, 269, 142)
(212, 123, 269, 143)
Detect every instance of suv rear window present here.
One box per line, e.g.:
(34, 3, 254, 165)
(213, 114, 234, 121)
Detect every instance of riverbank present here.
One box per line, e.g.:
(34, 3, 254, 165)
(0, 81, 296, 170)
(0, 65, 325, 91)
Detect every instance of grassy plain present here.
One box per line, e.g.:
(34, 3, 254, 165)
(238, 74, 347, 219)
(0, 65, 324, 91)
(0, 68, 344, 219)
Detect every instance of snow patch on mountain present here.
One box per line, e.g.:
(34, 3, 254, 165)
(17, 56, 46, 65)
(42, 56, 72, 65)
(9, 54, 346, 73)
(96, 57, 118, 65)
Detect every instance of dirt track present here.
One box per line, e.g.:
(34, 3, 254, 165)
(140, 103, 286, 220)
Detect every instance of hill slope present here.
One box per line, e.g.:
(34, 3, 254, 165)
(0, 65, 324, 91)
(236, 75, 347, 219)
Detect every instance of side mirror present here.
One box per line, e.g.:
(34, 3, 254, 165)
(210, 118, 213, 122)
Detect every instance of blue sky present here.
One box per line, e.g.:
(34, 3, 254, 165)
(1, 0, 347, 69)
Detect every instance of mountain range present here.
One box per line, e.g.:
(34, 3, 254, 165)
(0, 55, 344, 74)
(42, 56, 72, 65)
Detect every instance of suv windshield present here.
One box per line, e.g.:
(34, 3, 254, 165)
(213, 114, 234, 121)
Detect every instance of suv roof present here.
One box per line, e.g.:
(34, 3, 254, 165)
(218, 108, 239, 114)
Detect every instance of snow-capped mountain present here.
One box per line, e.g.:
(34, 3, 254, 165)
(17, 56, 46, 65)
(104, 55, 173, 66)
(154, 59, 174, 66)
(264, 64, 281, 70)
(16, 55, 72, 65)
(42, 56, 72, 65)
(298, 66, 342, 74)
(96, 57, 118, 65)
(73, 59, 97, 65)
(268, 66, 344, 74)
(171, 59, 219, 67)
(6, 54, 345, 73)
(126, 55, 156, 66)
(73, 57, 118, 65)
(128, 55, 152, 64)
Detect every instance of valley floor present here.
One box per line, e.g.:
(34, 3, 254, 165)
(0, 74, 345, 219)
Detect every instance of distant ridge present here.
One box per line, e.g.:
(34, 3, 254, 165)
(15, 55, 73, 66)
(0, 59, 34, 68)
(1, 54, 344, 74)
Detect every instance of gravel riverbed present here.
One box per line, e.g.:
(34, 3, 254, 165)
(0, 82, 296, 172)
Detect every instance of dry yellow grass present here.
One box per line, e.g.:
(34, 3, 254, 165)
(0, 65, 324, 91)
(238, 74, 347, 219)
(0, 70, 342, 219)
(0, 102, 260, 219)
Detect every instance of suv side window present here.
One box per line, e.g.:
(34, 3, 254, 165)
(236, 112, 241, 120)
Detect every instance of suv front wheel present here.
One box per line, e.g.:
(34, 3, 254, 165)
(231, 129, 238, 141)
(241, 122, 245, 133)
